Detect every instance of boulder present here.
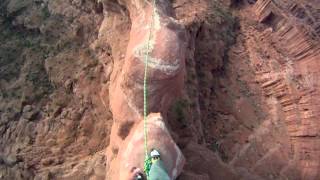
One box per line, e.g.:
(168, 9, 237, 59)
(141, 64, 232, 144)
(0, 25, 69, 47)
(117, 113, 185, 180)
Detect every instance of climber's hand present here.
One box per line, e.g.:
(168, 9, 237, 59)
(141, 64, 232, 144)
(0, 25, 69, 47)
(124, 167, 144, 180)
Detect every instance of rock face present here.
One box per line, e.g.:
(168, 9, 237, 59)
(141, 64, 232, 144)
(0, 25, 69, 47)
(117, 113, 185, 180)
(178, 0, 320, 179)
(108, 0, 186, 132)
(252, 0, 320, 179)
(106, 0, 187, 178)
(0, 0, 319, 179)
(0, 0, 111, 179)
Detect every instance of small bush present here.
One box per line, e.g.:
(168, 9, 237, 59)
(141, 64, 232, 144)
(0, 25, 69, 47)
(172, 99, 189, 123)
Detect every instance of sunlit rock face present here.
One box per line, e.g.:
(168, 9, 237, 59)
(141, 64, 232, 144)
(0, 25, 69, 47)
(117, 113, 185, 180)
(2, 0, 319, 179)
(106, 0, 187, 179)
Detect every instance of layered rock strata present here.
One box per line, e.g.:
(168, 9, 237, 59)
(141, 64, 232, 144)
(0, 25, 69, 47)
(253, 1, 320, 179)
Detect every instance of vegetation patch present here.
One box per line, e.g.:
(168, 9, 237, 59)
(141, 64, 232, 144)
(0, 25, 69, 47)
(170, 99, 189, 126)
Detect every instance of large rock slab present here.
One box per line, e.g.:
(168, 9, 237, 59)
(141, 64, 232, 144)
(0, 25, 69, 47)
(116, 113, 185, 180)
(106, 0, 187, 179)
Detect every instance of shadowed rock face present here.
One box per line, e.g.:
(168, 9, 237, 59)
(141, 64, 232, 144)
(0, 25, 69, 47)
(107, 0, 187, 179)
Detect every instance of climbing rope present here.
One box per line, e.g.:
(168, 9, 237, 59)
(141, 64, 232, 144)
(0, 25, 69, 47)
(143, 0, 157, 178)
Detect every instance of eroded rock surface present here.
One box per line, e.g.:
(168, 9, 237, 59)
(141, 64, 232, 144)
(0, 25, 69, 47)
(0, 0, 319, 179)
(106, 0, 187, 178)
(0, 0, 111, 179)
(177, 0, 320, 179)
(116, 113, 185, 180)
(251, 1, 320, 179)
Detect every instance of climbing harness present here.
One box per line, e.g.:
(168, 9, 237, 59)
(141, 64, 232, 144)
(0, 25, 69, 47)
(143, 0, 157, 178)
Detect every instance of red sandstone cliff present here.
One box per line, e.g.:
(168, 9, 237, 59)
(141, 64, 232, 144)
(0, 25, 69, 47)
(105, 0, 186, 178)
(0, 0, 319, 179)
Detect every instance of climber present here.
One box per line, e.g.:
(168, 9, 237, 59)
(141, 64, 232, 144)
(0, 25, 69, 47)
(148, 149, 170, 180)
(125, 149, 170, 180)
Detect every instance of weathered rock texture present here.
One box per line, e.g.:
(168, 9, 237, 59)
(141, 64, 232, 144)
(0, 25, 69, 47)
(117, 113, 185, 180)
(108, 0, 187, 132)
(106, 0, 187, 178)
(0, 0, 319, 179)
(176, 0, 320, 179)
(251, 0, 320, 179)
(0, 0, 110, 179)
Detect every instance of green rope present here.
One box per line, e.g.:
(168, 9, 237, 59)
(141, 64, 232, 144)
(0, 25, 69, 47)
(143, 0, 157, 178)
